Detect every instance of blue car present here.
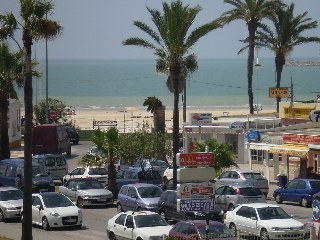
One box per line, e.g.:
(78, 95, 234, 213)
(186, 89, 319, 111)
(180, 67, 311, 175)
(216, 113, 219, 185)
(273, 178, 320, 207)
(117, 183, 163, 212)
(0, 159, 55, 192)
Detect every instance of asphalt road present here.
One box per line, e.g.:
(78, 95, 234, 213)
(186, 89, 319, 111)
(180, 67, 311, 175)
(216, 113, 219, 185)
(0, 141, 313, 240)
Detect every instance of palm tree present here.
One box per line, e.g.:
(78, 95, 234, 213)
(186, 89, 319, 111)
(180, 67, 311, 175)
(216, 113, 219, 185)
(221, 0, 283, 114)
(123, 1, 221, 188)
(143, 96, 165, 133)
(255, 3, 320, 112)
(0, 1, 62, 238)
(0, 42, 23, 160)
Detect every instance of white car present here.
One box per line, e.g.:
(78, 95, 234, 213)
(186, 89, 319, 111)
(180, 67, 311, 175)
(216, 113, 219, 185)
(107, 210, 172, 240)
(21, 192, 83, 230)
(0, 187, 23, 222)
(224, 203, 305, 240)
(62, 166, 108, 186)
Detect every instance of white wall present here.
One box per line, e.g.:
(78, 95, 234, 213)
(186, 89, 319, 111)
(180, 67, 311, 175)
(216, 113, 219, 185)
(8, 99, 22, 148)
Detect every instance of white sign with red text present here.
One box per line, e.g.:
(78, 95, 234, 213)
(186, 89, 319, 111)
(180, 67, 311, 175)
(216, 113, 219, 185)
(177, 182, 215, 199)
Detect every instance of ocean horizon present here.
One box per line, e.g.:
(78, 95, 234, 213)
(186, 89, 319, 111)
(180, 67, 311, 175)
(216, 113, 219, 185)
(16, 58, 320, 111)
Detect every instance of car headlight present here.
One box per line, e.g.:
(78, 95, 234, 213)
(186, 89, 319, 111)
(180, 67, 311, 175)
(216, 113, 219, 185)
(84, 195, 92, 198)
(272, 227, 280, 231)
(6, 207, 17, 211)
(194, 212, 205, 217)
(50, 212, 60, 217)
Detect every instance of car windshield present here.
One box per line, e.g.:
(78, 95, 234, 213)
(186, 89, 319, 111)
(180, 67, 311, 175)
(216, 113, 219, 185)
(138, 186, 162, 198)
(0, 189, 23, 201)
(135, 214, 169, 227)
(32, 166, 46, 177)
(239, 187, 263, 196)
(88, 168, 108, 175)
(198, 225, 234, 238)
(242, 172, 264, 180)
(78, 181, 102, 190)
(42, 194, 74, 208)
(258, 207, 290, 220)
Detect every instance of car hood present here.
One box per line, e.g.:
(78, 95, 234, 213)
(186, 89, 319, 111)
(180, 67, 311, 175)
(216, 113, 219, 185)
(46, 205, 80, 216)
(260, 218, 303, 229)
(0, 199, 23, 208)
(138, 225, 172, 236)
(78, 189, 112, 196)
(142, 197, 161, 205)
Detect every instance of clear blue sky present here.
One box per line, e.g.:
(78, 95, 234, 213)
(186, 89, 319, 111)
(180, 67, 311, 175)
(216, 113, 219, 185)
(2, 0, 320, 60)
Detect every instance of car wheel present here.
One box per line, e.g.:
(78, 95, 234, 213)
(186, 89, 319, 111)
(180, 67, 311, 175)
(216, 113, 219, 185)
(260, 229, 269, 240)
(275, 193, 283, 204)
(229, 223, 237, 236)
(228, 204, 235, 211)
(42, 217, 50, 231)
(0, 209, 6, 222)
(117, 203, 123, 213)
(301, 197, 309, 208)
(77, 197, 84, 208)
(109, 232, 116, 240)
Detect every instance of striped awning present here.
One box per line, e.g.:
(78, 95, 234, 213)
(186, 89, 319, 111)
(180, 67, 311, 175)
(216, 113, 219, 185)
(268, 144, 308, 157)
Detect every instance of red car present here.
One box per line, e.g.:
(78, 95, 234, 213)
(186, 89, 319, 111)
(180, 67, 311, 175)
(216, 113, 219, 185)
(169, 220, 236, 240)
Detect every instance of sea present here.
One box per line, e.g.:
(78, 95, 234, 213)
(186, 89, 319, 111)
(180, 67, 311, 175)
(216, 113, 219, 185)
(17, 58, 320, 112)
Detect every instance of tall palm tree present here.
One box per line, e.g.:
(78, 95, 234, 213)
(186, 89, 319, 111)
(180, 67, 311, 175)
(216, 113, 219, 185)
(255, 3, 320, 112)
(123, 1, 221, 188)
(221, 0, 283, 114)
(0, 42, 23, 160)
(0, 1, 62, 239)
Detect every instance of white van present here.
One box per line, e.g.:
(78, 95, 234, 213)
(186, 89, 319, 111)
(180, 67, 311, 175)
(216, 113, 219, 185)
(32, 154, 68, 182)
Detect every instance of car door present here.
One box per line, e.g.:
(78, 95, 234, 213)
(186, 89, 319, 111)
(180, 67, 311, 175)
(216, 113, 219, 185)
(126, 187, 138, 211)
(164, 192, 179, 221)
(44, 156, 56, 178)
(112, 213, 127, 240)
(282, 179, 298, 202)
(243, 207, 259, 235)
(55, 155, 68, 180)
(61, 180, 77, 201)
(215, 186, 227, 210)
(31, 196, 43, 225)
(122, 215, 135, 240)
(294, 180, 307, 203)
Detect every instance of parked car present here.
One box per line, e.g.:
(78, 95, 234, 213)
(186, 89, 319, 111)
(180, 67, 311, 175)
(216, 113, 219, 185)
(66, 126, 80, 145)
(158, 190, 224, 223)
(224, 203, 305, 240)
(107, 210, 172, 240)
(0, 159, 55, 193)
(32, 154, 68, 181)
(273, 178, 320, 207)
(63, 166, 108, 186)
(169, 220, 236, 240)
(117, 183, 162, 212)
(58, 178, 113, 208)
(134, 159, 168, 176)
(116, 167, 162, 190)
(215, 185, 266, 211)
(215, 170, 269, 196)
(21, 192, 83, 230)
(0, 187, 23, 222)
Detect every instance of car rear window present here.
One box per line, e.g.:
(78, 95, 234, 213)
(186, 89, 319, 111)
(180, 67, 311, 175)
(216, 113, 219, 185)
(239, 187, 263, 196)
(88, 168, 108, 175)
(310, 181, 320, 190)
(242, 172, 265, 180)
(138, 170, 161, 180)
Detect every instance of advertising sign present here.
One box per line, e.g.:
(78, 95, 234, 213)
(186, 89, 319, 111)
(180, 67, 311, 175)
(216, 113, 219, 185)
(177, 153, 214, 167)
(284, 107, 314, 117)
(283, 134, 320, 145)
(269, 87, 289, 98)
(177, 182, 214, 198)
(177, 198, 214, 212)
(190, 113, 212, 126)
(49, 111, 57, 120)
(177, 167, 215, 182)
(229, 121, 246, 130)
(244, 130, 260, 142)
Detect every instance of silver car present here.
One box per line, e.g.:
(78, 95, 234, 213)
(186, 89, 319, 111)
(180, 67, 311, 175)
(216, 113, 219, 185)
(215, 185, 266, 211)
(58, 178, 113, 208)
(0, 187, 23, 222)
(215, 170, 269, 196)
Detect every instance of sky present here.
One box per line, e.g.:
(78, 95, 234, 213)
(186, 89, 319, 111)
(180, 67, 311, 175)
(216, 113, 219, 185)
(2, 0, 320, 60)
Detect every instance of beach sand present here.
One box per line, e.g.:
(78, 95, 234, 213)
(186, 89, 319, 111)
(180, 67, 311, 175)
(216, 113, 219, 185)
(66, 106, 277, 132)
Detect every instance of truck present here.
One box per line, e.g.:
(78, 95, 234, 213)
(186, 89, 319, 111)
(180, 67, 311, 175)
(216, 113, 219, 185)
(32, 124, 71, 156)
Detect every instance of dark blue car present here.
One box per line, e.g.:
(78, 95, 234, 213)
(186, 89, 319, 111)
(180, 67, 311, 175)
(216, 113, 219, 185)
(273, 178, 320, 207)
(0, 159, 55, 192)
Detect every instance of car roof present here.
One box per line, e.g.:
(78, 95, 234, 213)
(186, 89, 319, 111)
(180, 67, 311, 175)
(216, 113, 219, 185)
(177, 220, 224, 227)
(0, 187, 20, 192)
(33, 154, 65, 158)
(33, 192, 63, 197)
(238, 203, 279, 208)
(0, 158, 40, 167)
(67, 178, 99, 182)
(221, 184, 260, 189)
(120, 210, 159, 216)
(122, 183, 160, 188)
(229, 169, 262, 174)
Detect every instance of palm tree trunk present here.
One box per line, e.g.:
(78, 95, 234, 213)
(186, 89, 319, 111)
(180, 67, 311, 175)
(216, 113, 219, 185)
(154, 106, 165, 133)
(108, 159, 118, 198)
(21, 30, 33, 240)
(275, 55, 285, 113)
(247, 27, 256, 114)
(0, 94, 10, 160)
(172, 88, 179, 189)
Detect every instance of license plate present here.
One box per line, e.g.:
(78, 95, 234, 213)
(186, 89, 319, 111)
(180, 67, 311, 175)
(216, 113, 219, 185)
(65, 218, 76, 223)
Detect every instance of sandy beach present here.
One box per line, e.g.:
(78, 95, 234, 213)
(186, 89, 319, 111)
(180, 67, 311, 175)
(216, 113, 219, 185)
(66, 106, 277, 132)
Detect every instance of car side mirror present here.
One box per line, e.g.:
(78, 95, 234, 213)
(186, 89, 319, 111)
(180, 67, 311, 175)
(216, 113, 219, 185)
(131, 194, 138, 199)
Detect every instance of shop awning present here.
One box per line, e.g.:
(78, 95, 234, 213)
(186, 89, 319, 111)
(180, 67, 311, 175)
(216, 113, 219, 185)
(268, 144, 308, 157)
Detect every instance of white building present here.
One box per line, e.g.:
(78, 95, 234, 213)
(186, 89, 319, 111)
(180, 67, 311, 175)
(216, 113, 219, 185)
(8, 99, 22, 148)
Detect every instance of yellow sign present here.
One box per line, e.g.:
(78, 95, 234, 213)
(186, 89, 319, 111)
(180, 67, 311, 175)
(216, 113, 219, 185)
(284, 107, 314, 117)
(269, 87, 289, 98)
